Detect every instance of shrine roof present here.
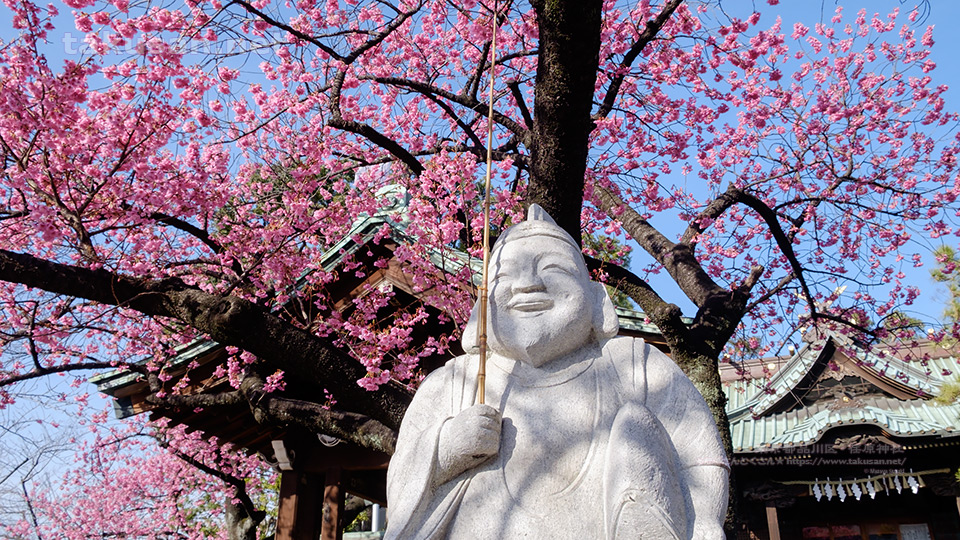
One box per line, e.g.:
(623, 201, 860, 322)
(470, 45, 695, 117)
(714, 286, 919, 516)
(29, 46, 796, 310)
(723, 332, 960, 452)
(729, 395, 960, 453)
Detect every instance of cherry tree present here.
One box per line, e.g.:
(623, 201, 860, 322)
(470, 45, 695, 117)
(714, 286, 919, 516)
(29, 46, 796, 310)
(2, 413, 276, 539)
(1, 0, 959, 532)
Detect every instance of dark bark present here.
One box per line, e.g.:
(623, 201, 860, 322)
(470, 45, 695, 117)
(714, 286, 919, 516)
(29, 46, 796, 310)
(526, 0, 603, 244)
(225, 496, 261, 540)
(0, 249, 413, 431)
(240, 374, 398, 455)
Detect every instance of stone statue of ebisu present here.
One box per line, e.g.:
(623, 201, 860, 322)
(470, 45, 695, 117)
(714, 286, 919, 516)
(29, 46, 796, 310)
(385, 205, 729, 539)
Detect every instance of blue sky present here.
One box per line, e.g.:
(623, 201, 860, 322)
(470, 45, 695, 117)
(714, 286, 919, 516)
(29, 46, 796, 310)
(633, 1, 960, 330)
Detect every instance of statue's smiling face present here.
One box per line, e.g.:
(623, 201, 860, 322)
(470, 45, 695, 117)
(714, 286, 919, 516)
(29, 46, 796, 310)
(488, 236, 595, 366)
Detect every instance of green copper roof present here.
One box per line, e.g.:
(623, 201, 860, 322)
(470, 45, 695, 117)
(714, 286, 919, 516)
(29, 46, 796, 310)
(724, 334, 960, 452)
(729, 396, 960, 452)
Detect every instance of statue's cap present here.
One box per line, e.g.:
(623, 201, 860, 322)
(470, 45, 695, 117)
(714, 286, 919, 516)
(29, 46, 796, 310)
(494, 203, 580, 252)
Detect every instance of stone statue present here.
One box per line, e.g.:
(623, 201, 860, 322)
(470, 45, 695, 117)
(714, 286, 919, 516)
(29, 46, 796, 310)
(385, 205, 729, 539)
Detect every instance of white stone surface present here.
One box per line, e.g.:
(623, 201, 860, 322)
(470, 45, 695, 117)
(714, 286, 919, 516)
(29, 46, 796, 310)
(386, 205, 729, 539)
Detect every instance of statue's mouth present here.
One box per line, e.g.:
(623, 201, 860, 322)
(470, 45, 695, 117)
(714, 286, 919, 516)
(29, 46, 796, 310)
(509, 298, 554, 312)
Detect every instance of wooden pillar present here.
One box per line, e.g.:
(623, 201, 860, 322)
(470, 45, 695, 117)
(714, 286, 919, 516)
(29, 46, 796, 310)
(766, 504, 782, 540)
(322, 467, 345, 540)
(276, 471, 323, 540)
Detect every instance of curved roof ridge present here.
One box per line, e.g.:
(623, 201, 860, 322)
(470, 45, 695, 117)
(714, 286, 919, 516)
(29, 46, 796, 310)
(725, 340, 829, 421)
(730, 395, 960, 452)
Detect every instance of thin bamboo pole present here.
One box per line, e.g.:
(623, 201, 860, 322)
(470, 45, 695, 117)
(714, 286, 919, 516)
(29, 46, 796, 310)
(477, 0, 499, 406)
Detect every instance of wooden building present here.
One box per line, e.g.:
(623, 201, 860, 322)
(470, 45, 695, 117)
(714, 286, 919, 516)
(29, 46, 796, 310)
(725, 331, 960, 540)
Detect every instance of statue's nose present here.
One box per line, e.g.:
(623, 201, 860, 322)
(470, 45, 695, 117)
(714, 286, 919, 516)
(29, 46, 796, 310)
(511, 272, 546, 294)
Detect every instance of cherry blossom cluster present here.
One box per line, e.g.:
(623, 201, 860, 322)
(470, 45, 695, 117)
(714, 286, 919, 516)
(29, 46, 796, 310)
(2, 413, 275, 538)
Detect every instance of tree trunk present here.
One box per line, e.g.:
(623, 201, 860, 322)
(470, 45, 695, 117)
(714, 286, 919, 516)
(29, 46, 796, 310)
(527, 0, 603, 243)
(225, 494, 263, 540)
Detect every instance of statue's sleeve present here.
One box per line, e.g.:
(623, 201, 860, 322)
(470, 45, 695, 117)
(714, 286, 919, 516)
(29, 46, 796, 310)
(636, 339, 728, 471)
(385, 357, 475, 539)
(636, 339, 729, 539)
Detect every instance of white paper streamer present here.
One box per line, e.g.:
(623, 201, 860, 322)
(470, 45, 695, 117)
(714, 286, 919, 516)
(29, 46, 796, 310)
(907, 475, 918, 494)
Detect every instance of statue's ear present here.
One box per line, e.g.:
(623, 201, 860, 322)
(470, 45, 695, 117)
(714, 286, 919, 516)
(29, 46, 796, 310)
(461, 298, 482, 353)
(593, 282, 620, 340)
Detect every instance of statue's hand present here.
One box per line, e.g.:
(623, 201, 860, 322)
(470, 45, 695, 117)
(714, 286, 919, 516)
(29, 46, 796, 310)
(435, 404, 502, 485)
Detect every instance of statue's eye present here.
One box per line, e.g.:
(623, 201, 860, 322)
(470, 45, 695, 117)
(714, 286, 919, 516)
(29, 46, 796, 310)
(541, 263, 573, 275)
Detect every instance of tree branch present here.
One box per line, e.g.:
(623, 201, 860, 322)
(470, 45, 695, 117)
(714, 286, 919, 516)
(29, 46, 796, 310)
(228, 0, 344, 61)
(730, 189, 815, 313)
(745, 272, 793, 313)
(583, 255, 688, 341)
(594, 184, 725, 307)
(115, 205, 246, 278)
(467, 40, 492, 100)
(679, 184, 742, 244)
(369, 76, 530, 140)
(145, 389, 246, 410)
(161, 440, 264, 523)
(418, 92, 486, 150)
(595, 0, 685, 120)
(241, 374, 397, 455)
(507, 80, 534, 129)
(341, 1, 423, 65)
(0, 361, 138, 388)
(0, 209, 28, 221)
(676, 183, 816, 314)
(329, 73, 425, 176)
(0, 249, 413, 429)
(688, 266, 764, 359)
(147, 211, 224, 254)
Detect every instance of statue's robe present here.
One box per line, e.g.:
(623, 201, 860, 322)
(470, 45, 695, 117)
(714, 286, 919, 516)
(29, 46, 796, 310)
(385, 337, 728, 539)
